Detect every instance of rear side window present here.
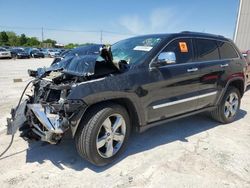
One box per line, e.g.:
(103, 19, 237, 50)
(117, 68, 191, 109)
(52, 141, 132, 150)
(217, 41, 239, 59)
(163, 38, 193, 64)
(196, 39, 219, 61)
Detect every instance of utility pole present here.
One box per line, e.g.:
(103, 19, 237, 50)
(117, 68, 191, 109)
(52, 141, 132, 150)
(100, 30, 103, 44)
(41, 27, 44, 47)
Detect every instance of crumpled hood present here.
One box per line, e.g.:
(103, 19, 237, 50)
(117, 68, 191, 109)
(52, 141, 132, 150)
(62, 54, 99, 76)
(29, 45, 127, 79)
(34, 54, 98, 78)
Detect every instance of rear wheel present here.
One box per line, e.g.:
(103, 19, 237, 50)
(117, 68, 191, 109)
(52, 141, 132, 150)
(211, 86, 241, 123)
(75, 103, 131, 166)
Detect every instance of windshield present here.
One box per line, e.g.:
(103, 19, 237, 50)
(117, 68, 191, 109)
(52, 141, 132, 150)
(0, 48, 7, 52)
(111, 36, 163, 64)
(14, 49, 24, 53)
(33, 50, 40, 53)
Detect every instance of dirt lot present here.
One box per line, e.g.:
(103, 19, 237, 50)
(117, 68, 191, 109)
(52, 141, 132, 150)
(0, 58, 52, 131)
(0, 58, 250, 188)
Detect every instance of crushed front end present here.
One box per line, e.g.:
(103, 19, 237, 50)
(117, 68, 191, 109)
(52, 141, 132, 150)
(7, 76, 87, 144)
(6, 45, 126, 144)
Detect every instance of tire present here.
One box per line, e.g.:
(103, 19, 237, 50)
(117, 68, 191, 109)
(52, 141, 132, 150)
(12, 54, 17, 59)
(211, 86, 241, 123)
(75, 103, 131, 166)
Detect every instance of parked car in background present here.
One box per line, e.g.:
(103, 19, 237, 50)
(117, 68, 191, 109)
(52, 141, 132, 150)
(242, 50, 250, 85)
(2, 46, 11, 50)
(11, 48, 30, 59)
(25, 48, 45, 58)
(47, 49, 60, 57)
(40, 48, 49, 57)
(59, 48, 66, 53)
(0, 47, 12, 59)
(242, 50, 250, 63)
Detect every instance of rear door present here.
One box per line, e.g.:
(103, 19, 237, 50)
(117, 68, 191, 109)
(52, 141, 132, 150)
(194, 38, 223, 108)
(217, 40, 241, 77)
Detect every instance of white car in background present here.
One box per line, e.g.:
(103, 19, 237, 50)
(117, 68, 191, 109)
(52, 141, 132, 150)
(48, 49, 60, 57)
(0, 47, 11, 59)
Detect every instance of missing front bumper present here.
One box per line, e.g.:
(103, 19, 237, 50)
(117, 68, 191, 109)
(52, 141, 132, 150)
(27, 104, 68, 144)
(7, 100, 27, 135)
(7, 102, 69, 144)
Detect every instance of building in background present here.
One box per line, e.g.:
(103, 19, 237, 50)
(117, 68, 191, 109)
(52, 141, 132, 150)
(234, 0, 250, 51)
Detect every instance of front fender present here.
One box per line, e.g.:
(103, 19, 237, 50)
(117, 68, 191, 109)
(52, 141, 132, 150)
(67, 76, 146, 136)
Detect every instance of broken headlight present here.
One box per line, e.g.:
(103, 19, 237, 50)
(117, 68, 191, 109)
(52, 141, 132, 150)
(63, 99, 86, 113)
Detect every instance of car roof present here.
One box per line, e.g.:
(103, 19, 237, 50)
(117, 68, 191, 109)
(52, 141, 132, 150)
(127, 31, 229, 42)
(12, 48, 24, 51)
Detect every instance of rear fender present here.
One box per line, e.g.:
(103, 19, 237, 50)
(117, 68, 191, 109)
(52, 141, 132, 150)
(216, 77, 245, 105)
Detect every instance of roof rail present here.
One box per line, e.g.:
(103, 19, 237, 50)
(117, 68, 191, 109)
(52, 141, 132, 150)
(180, 31, 192, 33)
(180, 31, 225, 38)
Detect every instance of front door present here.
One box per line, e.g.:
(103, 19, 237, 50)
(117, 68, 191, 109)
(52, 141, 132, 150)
(142, 38, 202, 123)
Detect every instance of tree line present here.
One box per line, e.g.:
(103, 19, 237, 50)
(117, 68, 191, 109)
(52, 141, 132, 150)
(0, 31, 89, 49)
(0, 31, 58, 48)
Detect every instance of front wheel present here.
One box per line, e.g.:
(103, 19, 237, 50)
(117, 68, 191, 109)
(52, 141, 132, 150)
(211, 86, 241, 123)
(75, 103, 131, 166)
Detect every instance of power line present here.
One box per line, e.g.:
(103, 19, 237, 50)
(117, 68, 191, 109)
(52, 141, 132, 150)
(0, 25, 134, 36)
(0, 25, 136, 44)
(0, 25, 41, 30)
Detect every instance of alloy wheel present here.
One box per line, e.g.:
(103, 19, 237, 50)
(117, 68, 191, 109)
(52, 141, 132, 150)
(96, 114, 126, 158)
(224, 92, 239, 118)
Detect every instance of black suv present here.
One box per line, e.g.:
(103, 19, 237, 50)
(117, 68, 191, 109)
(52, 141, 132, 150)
(7, 32, 247, 166)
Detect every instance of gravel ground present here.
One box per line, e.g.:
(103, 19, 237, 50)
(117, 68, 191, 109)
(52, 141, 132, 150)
(0, 58, 52, 132)
(0, 59, 250, 188)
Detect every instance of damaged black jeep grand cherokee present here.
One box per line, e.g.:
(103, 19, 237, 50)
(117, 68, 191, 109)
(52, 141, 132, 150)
(7, 32, 247, 166)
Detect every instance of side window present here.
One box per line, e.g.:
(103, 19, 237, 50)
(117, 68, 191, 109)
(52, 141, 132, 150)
(196, 39, 219, 61)
(217, 41, 239, 59)
(163, 38, 193, 64)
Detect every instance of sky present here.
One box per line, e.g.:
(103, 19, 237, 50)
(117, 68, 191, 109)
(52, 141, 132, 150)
(0, 0, 239, 44)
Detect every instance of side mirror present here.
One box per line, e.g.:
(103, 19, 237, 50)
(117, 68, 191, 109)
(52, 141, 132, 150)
(157, 52, 176, 65)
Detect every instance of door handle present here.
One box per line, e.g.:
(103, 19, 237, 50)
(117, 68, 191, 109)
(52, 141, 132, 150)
(187, 68, 198, 72)
(220, 64, 229, 68)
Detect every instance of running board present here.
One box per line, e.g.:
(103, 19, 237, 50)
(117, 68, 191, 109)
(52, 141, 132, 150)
(139, 106, 216, 133)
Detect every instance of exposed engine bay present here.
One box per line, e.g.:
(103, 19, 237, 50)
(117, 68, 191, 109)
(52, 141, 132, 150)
(7, 45, 129, 144)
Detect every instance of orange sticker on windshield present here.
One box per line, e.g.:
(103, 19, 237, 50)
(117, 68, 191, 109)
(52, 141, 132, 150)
(179, 42, 188, 53)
